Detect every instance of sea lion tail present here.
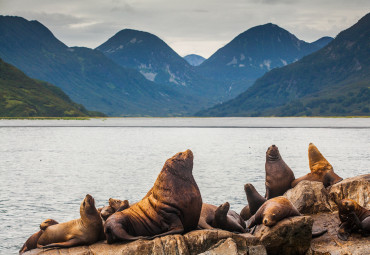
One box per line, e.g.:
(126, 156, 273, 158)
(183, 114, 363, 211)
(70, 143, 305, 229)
(312, 229, 327, 238)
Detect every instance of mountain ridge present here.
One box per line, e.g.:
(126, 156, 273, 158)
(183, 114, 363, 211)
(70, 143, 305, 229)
(196, 13, 370, 117)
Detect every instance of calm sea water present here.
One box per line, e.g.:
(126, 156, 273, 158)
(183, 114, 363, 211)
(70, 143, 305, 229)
(0, 118, 369, 254)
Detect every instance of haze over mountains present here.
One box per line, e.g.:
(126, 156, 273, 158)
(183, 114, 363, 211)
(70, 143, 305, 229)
(184, 54, 206, 66)
(197, 13, 370, 117)
(0, 13, 368, 117)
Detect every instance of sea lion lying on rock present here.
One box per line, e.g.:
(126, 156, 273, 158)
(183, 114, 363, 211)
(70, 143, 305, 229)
(198, 202, 246, 233)
(240, 183, 267, 221)
(99, 198, 130, 221)
(37, 194, 103, 249)
(337, 199, 370, 240)
(104, 149, 202, 243)
(265, 145, 295, 199)
(248, 196, 327, 237)
(248, 197, 301, 228)
(292, 143, 342, 188)
(19, 219, 58, 254)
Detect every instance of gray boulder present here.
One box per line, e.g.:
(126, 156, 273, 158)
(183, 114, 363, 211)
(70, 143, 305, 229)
(284, 180, 333, 214)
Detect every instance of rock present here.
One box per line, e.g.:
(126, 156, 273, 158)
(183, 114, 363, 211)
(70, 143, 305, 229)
(199, 238, 238, 255)
(24, 229, 260, 255)
(328, 174, 370, 210)
(307, 212, 370, 255)
(253, 216, 313, 255)
(284, 181, 333, 214)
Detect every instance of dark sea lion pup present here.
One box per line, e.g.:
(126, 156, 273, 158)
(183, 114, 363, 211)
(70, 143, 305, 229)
(337, 199, 370, 241)
(198, 202, 246, 233)
(214, 202, 246, 233)
(240, 183, 267, 220)
(265, 145, 295, 199)
(104, 149, 202, 243)
(37, 194, 103, 248)
(292, 143, 342, 188)
(99, 198, 130, 221)
(19, 219, 58, 254)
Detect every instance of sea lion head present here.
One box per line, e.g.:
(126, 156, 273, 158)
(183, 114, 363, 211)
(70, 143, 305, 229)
(244, 183, 256, 196)
(39, 219, 58, 230)
(338, 199, 357, 214)
(100, 205, 115, 221)
(266, 145, 281, 161)
(262, 212, 278, 227)
(81, 194, 97, 216)
(215, 202, 230, 220)
(108, 198, 129, 211)
(165, 149, 194, 174)
(308, 143, 333, 172)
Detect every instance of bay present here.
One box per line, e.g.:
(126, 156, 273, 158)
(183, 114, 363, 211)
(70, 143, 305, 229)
(0, 117, 369, 254)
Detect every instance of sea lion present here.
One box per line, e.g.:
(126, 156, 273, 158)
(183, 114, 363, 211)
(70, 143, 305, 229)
(291, 143, 342, 188)
(37, 194, 103, 249)
(100, 198, 130, 221)
(19, 219, 58, 254)
(198, 202, 246, 233)
(240, 183, 267, 220)
(337, 199, 370, 240)
(248, 197, 301, 228)
(104, 149, 202, 243)
(265, 145, 295, 199)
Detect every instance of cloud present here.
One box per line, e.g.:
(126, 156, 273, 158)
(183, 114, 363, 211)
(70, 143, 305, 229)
(1, 0, 369, 57)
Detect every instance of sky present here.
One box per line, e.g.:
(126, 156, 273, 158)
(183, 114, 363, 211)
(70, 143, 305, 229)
(0, 0, 369, 58)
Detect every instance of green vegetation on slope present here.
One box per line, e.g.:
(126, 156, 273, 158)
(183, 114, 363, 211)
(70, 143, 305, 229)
(0, 59, 104, 117)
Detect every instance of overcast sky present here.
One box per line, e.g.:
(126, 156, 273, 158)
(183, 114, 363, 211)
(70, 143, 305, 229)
(1, 0, 369, 58)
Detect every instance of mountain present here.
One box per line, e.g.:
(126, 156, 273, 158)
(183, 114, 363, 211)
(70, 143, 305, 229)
(0, 58, 103, 117)
(311, 36, 334, 48)
(95, 29, 224, 100)
(196, 13, 370, 117)
(0, 16, 199, 116)
(196, 23, 324, 97)
(184, 54, 206, 66)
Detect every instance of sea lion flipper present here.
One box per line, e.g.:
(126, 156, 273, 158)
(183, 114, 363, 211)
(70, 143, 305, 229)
(337, 221, 352, 241)
(37, 238, 80, 249)
(312, 229, 327, 238)
(149, 226, 184, 239)
(247, 215, 257, 229)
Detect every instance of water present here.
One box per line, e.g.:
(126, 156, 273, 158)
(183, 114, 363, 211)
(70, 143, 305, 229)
(0, 117, 369, 254)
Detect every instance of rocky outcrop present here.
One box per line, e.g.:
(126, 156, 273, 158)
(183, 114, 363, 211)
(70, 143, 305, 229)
(24, 174, 370, 255)
(284, 181, 333, 214)
(25, 221, 306, 255)
(328, 174, 370, 210)
(306, 212, 370, 255)
(254, 216, 313, 255)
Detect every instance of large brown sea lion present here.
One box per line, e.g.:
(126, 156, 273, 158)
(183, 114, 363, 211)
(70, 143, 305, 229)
(104, 149, 203, 243)
(37, 194, 103, 249)
(337, 199, 370, 240)
(198, 202, 246, 233)
(291, 143, 342, 188)
(240, 183, 267, 220)
(265, 145, 295, 199)
(19, 219, 58, 254)
(248, 197, 301, 228)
